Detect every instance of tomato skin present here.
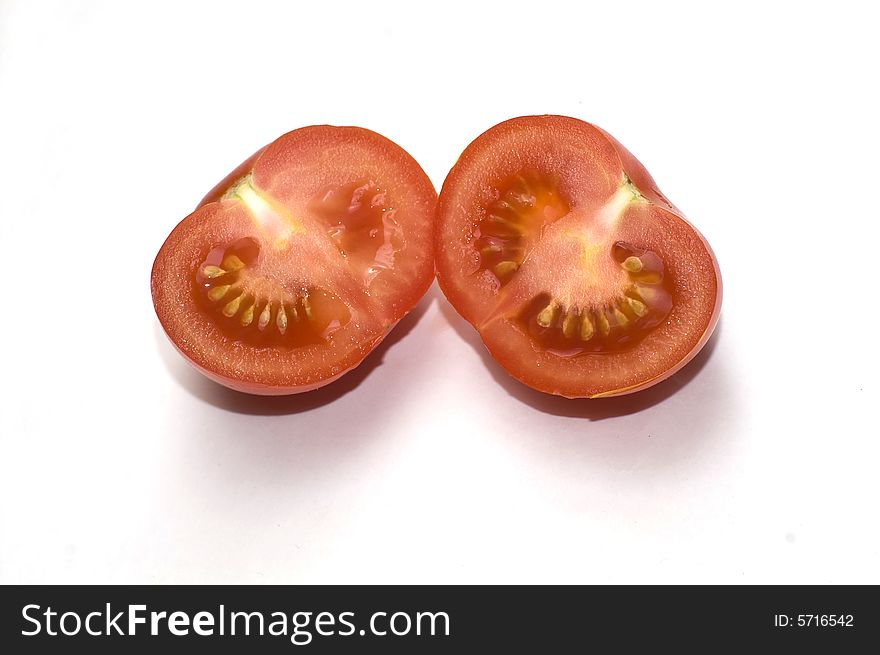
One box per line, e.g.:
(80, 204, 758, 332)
(435, 115, 722, 398)
(163, 322, 393, 396)
(152, 125, 435, 395)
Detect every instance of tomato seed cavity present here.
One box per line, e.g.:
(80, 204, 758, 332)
(475, 171, 569, 286)
(308, 179, 403, 289)
(195, 238, 350, 347)
(517, 241, 673, 356)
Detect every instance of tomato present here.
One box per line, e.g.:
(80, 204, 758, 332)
(435, 115, 721, 398)
(152, 126, 436, 395)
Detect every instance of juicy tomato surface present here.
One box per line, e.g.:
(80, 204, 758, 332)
(152, 126, 436, 395)
(435, 115, 721, 398)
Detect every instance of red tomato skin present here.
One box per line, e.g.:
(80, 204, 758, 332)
(165, 326, 393, 396)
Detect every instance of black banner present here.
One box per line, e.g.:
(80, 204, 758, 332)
(2, 585, 876, 652)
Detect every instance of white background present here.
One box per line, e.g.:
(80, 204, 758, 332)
(1, 1, 878, 584)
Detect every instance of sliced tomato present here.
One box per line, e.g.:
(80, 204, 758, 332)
(152, 126, 436, 395)
(435, 115, 721, 398)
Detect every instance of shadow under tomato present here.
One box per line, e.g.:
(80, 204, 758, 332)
(154, 291, 435, 415)
(438, 297, 723, 421)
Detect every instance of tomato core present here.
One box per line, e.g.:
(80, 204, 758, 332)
(475, 173, 674, 356)
(511, 238, 673, 356)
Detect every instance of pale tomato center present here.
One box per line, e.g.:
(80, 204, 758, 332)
(514, 241, 673, 356)
(196, 238, 351, 348)
(476, 172, 673, 355)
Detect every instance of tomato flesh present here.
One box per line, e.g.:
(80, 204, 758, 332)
(152, 126, 436, 395)
(435, 116, 721, 398)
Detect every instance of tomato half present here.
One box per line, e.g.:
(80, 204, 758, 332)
(435, 116, 721, 398)
(152, 126, 436, 395)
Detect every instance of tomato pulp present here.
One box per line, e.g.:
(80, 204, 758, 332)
(435, 116, 721, 398)
(152, 126, 436, 395)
